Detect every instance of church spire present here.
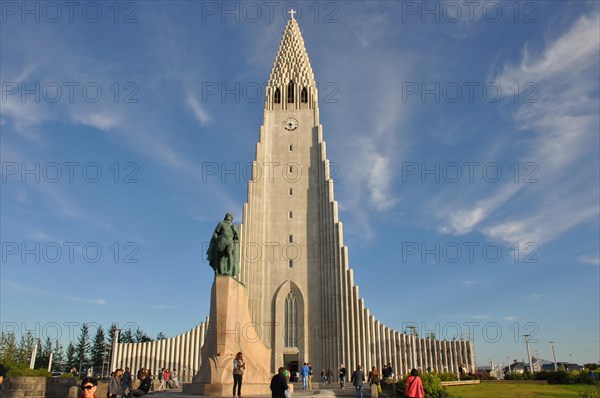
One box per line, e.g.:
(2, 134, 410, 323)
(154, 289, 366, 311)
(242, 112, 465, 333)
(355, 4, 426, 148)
(265, 14, 317, 110)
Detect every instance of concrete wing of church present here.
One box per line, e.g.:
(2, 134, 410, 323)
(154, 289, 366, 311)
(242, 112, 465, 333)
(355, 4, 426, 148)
(111, 17, 476, 379)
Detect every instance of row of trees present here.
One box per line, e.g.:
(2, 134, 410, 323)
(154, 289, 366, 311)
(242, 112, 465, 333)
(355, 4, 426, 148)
(0, 323, 166, 372)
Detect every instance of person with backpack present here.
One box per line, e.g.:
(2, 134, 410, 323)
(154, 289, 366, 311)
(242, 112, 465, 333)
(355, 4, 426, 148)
(368, 367, 380, 398)
(405, 369, 424, 398)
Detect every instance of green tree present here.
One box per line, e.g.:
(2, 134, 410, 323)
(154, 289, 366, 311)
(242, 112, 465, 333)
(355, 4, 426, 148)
(0, 332, 19, 364)
(36, 337, 53, 369)
(75, 324, 91, 372)
(120, 329, 134, 343)
(90, 326, 106, 367)
(156, 332, 166, 340)
(65, 342, 77, 371)
(107, 323, 118, 347)
(133, 328, 152, 343)
(17, 333, 35, 364)
(52, 340, 65, 371)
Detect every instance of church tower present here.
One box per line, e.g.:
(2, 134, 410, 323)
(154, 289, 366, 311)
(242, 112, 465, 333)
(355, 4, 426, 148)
(238, 13, 332, 370)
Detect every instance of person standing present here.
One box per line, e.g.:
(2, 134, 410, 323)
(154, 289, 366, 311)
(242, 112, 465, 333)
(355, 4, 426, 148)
(171, 369, 180, 388)
(233, 352, 245, 398)
(300, 362, 310, 390)
(158, 368, 165, 391)
(307, 363, 313, 390)
(339, 364, 347, 389)
(327, 368, 332, 384)
(107, 369, 122, 398)
(350, 365, 364, 398)
(405, 369, 424, 398)
(270, 367, 289, 398)
(121, 367, 132, 398)
(164, 369, 171, 389)
(368, 367, 380, 398)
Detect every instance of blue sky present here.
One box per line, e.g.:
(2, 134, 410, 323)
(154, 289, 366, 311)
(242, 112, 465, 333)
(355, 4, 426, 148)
(1, 1, 599, 367)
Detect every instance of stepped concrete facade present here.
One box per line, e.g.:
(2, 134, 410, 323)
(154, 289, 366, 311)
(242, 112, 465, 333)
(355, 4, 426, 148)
(111, 15, 476, 381)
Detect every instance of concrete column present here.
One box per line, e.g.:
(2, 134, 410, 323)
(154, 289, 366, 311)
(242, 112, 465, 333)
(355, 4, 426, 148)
(357, 297, 366, 370)
(192, 326, 199, 375)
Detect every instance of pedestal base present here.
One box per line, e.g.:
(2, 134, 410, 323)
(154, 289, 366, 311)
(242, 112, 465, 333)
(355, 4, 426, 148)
(184, 275, 272, 396)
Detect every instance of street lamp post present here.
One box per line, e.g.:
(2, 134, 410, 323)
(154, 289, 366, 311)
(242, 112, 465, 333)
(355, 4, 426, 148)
(549, 341, 557, 371)
(523, 335, 533, 374)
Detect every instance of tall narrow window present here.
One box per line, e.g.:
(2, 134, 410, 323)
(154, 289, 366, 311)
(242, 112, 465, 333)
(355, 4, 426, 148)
(301, 87, 308, 103)
(289, 144, 293, 152)
(289, 211, 293, 219)
(287, 81, 295, 103)
(288, 235, 293, 243)
(274, 88, 281, 104)
(289, 188, 293, 196)
(284, 291, 298, 347)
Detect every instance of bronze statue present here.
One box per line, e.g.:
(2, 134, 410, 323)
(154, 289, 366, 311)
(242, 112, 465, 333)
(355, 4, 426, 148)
(207, 213, 240, 276)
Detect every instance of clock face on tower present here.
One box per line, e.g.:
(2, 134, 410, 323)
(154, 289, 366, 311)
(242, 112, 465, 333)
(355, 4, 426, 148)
(284, 118, 298, 131)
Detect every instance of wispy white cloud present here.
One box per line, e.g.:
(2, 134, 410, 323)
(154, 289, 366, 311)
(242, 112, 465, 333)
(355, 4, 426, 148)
(70, 111, 121, 131)
(578, 255, 600, 266)
(435, 13, 600, 245)
(186, 93, 212, 125)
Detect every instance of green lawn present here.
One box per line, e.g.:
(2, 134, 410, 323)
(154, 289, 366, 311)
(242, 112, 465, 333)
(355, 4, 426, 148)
(446, 383, 599, 398)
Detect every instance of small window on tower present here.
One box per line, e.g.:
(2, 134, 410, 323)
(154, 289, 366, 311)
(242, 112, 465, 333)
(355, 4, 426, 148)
(289, 188, 293, 196)
(288, 260, 293, 268)
(287, 81, 295, 103)
(288, 235, 293, 243)
(289, 211, 293, 219)
(274, 88, 281, 104)
(301, 87, 308, 103)
(289, 144, 293, 152)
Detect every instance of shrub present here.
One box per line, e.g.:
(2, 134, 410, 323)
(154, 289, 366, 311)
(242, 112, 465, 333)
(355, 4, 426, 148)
(394, 373, 447, 398)
(4, 362, 52, 377)
(435, 372, 458, 382)
(505, 371, 534, 380)
(421, 373, 448, 398)
(534, 370, 598, 384)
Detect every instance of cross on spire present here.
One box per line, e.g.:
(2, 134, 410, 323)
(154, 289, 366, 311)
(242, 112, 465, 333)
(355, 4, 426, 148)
(288, 9, 296, 20)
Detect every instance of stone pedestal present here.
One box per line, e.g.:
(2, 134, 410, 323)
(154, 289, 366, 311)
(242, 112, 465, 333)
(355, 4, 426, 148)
(183, 275, 272, 396)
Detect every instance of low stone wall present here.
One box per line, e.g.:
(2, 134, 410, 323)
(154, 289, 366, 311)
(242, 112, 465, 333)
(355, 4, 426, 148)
(481, 380, 548, 384)
(441, 380, 480, 386)
(3, 377, 78, 398)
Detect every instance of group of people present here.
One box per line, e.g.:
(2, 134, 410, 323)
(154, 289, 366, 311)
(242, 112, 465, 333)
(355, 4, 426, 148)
(102, 366, 181, 398)
(226, 352, 422, 398)
(157, 368, 181, 390)
(348, 365, 423, 398)
(320, 368, 334, 384)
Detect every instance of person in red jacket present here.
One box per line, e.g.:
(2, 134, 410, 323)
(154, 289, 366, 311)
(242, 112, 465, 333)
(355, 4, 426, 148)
(405, 369, 424, 398)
